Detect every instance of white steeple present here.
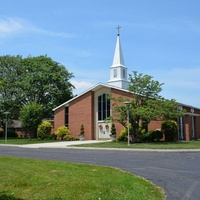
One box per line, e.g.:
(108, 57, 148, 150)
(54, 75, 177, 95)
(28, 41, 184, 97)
(107, 26, 129, 90)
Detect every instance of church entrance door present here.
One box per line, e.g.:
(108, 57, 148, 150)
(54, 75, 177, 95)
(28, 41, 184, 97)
(98, 122, 110, 139)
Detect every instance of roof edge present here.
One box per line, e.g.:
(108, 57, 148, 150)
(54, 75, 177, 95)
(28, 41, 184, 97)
(53, 83, 131, 111)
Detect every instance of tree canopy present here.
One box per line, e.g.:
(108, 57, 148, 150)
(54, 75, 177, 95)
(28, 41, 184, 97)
(0, 55, 74, 125)
(112, 71, 184, 141)
(19, 102, 43, 137)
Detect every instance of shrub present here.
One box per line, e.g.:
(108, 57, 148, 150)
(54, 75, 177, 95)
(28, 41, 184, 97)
(0, 131, 3, 138)
(9, 131, 17, 137)
(80, 124, 85, 136)
(154, 130, 163, 141)
(48, 133, 57, 140)
(63, 135, 79, 141)
(0, 130, 17, 138)
(142, 130, 163, 142)
(161, 120, 178, 142)
(37, 121, 53, 139)
(55, 126, 70, 140)
(110, 124, 116, 136)
(37, 133, 56, 140)
(38, 134, 49, 140)
(117, 124, 135, 142)
(117, 128, 127, 142)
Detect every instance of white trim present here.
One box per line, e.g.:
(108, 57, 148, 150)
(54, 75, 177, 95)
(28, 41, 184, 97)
(53, 82, 132, 111)
(184, 112, 200, 117)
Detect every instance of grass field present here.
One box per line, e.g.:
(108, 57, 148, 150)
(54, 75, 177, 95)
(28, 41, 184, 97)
(0, 138, 59, 145)
(74, 140, 200, 149)
(0, 156, 165, 200)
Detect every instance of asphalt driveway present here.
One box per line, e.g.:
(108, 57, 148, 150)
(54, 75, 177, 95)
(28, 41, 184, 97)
(0, 145, 200, 200)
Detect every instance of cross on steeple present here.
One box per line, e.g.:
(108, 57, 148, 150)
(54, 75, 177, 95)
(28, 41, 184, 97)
(116, 25, 121, 36)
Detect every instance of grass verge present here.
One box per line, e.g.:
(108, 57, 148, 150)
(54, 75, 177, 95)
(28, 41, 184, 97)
(0, 138, 60, 145)
(73, 141, 200, 149)
(0, 156, 165, 200)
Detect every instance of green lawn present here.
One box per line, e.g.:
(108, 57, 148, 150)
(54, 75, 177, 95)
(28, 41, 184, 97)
(0, 156, 165, 200)
(1, 138, 200, 149)
(0, 138, 60, 145)
(74, 140, 200, 149)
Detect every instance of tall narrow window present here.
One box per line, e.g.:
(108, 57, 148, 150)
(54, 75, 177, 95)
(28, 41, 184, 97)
(178, 106, 184, 140)
(65, 107, 69, 127)
(123, 69, 126, 78)
(178, 116, 184, 139)
(114, 69, 117, 78)
(191, 108, 195, 138)
(98, 94, 110, 121)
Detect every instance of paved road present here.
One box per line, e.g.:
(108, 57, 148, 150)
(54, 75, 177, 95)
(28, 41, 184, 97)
(0, 145, 200, 200)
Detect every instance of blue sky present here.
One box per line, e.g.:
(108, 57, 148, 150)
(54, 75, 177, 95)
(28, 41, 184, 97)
(0, 0, 200, 107)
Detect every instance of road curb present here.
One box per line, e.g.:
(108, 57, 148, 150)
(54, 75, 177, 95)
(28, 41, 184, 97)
(65, 146, 200, 152)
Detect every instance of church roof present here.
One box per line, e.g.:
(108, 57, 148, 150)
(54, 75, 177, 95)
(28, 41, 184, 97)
(53, 83, 131, 111)
(53, 81, 200, 113)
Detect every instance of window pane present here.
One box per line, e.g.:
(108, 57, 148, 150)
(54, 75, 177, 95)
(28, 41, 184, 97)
(123, 69, 125, 78)
(98, 95, 102, 120)
(65, 107, 69, 127)
(114, 69, 117, 77)
(98, 94, 110, 121)
(107, 99, 110, 118)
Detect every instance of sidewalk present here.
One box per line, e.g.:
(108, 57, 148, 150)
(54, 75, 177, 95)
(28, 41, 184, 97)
(16, 140, 111, 148)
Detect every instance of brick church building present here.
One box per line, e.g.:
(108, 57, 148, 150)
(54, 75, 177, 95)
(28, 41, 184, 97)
(53, 30, 200, 141)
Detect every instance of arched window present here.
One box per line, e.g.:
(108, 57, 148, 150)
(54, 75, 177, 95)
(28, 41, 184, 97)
(98, 94, 110, 121)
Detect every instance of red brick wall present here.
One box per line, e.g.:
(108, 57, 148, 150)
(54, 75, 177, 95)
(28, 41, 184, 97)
(53, 87, 200, 141)
(69, 91, 94, 140)
(111, 88, 133, 101)
(148, 120, 162, 131)
(53, 106, 65, 133)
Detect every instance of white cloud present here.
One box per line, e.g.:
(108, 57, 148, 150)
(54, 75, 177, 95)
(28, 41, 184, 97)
(70, 80, 94, 95)
(29, 26, 74, 38)
(0, 16, 74, 39)
(0, 17, 24, 37)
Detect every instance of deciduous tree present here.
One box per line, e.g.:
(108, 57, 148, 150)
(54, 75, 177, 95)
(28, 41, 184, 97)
(112, 71, 183, 142)
(0, 55, 75, 126)
(19, 102, 43, 138)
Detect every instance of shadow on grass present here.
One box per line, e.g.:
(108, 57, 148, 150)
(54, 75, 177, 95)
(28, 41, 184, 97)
(0, 192, 23, 200)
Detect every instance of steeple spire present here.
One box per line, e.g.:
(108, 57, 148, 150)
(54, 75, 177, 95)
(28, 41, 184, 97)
(107, 26, 129, 90)
(112, 26, 125, 67)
